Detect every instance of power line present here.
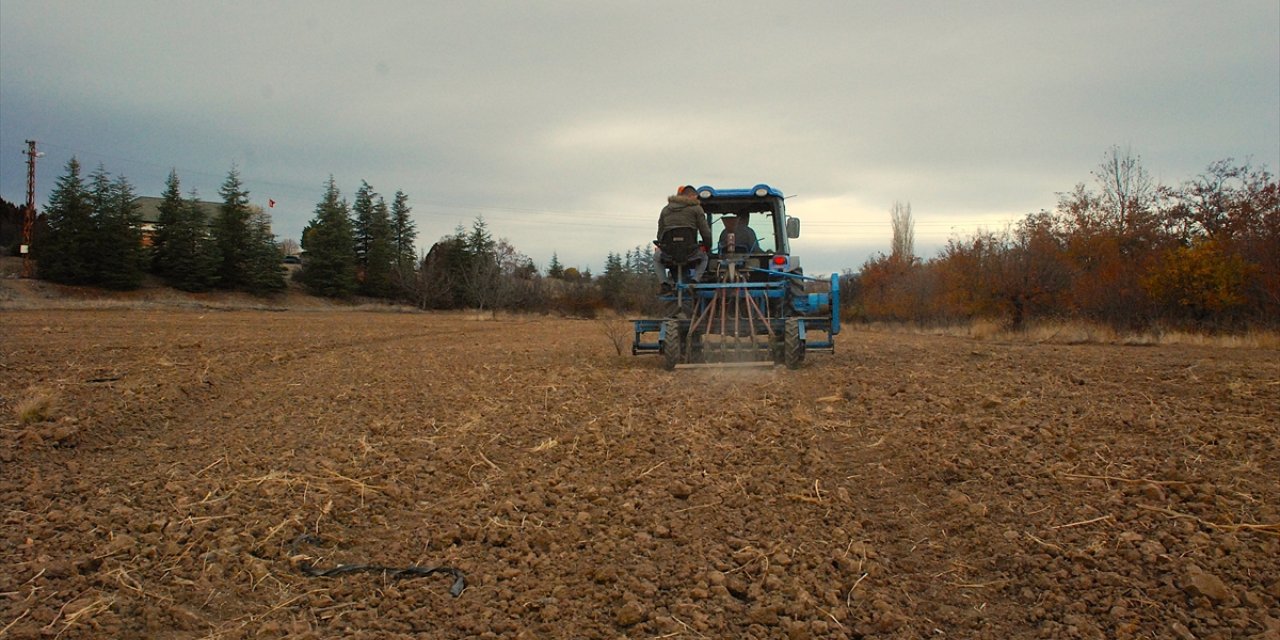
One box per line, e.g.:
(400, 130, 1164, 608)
(22, 139, 1022, 237)
(34, 140, 323, 198)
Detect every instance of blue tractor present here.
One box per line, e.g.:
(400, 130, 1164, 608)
(632, 184, 840, 369)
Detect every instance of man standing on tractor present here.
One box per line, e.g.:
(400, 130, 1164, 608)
(654, 185, 712, 289)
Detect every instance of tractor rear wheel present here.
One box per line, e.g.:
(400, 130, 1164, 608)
(787, 268, 806, 313)
(662, 319, 683, 370)
(784, 318, 805, 369)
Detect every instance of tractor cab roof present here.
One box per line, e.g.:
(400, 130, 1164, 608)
(695, 184, 784, 200)
(692, 183, 792, 256)
(695, 184, 787, 220)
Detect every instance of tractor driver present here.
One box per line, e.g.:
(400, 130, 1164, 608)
(718, 212, 761, 253)
(654, 185, 712, 289)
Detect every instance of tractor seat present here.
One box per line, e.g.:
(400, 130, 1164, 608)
(655, 226, 700, 265)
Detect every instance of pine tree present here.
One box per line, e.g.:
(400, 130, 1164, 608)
(241, 207, 286, 294)
(465, 216, 496, 257)
(462, 217, 501, 309)
(601, 251, 626, 307)
(352, 180, 376, 267)
(361, 195, 395, 297)
(37, 158, 95, 284)
(86, 165, 115, 281)
(93, 172, 145, 290)
(300, 177, 357, 297)
(443, 223, 472, 290)
(153, 176, 218, 290)
(632, 243, 655, 276)
(390, 190, 417, 294)
(162, 191, 222, 291)
(547, 252, 565, 279)
(213, 167, 253, 289)
(151, 169, 184, 275)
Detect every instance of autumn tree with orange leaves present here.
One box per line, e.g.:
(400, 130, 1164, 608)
(846, 149, 1278, 331)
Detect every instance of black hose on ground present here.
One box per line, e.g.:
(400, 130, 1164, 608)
(289, 534, 466, 597)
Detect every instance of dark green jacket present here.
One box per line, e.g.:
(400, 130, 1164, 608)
(657, 194, 712, 245)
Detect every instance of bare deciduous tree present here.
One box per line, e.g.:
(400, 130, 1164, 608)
(890, 200, 914, 262)
(1094, 145, 1155, 232)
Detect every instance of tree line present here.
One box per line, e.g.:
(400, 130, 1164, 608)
(847, 148, 1278, 331)
(19, 158, 657, 316)
(32, 146, 1269, 332)
(297, 175, 665, 316)
(403, 218, 659, 317)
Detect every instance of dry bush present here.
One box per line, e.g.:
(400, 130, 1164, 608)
(16, 387, 58, 424)
(596, 312, 633, 356)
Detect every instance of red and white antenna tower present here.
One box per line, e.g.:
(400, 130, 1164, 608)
(21, 140, 41, 278)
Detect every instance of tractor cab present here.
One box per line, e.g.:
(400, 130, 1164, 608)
(696, 184, 801, 282)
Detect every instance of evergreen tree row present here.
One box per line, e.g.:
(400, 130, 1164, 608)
(34, 158, 661, 313)
(37, 158, 286, 294)
(597, 245, 658, 310)
(37, 159, 144, 289)
(298, 177, 417, 299)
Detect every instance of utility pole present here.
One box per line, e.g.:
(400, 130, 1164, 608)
(21, 140, 41, 278)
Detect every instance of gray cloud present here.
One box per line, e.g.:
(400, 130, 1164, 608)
(2, 0, 1276, 274)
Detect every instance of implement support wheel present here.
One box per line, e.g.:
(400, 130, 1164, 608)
(784, 318, 805, 369)
(662, 319, 683, 370)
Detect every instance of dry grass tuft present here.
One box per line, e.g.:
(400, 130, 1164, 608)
(967, 319, 1004, 340)
(1120, 333, 1160, 347)
(531, 437, 559, 452)
(16, 387, 58, 425)
(1155, 330, 1280, 349)
(1016, 322, 1112, 345)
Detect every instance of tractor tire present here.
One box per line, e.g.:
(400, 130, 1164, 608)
(662, 319, 683, 370)
(787, 268, 806, 313)
(783, 317, 805, 369)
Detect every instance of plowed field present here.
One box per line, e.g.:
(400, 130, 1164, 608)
(2, 310, 1277, 639)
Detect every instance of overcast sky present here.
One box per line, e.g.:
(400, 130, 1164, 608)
(2, 1, 1277, 274)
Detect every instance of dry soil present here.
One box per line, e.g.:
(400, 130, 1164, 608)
(1, 309, 1278, 639)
